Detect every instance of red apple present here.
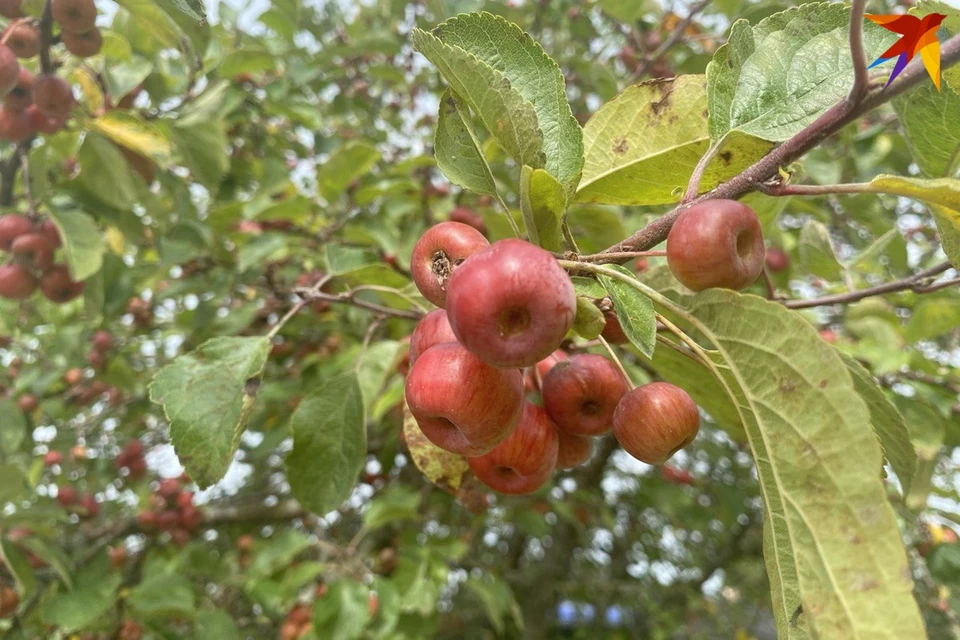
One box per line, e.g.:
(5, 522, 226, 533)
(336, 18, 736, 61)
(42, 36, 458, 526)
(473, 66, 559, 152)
(613, 382, 700, 464)
(468, 402, 559, 494)
(17, 394, 37, 413)
(556, 430, 593, 469)
(11, 233, 55, 271)
(449, 206, 487, 234)
(0, 0, 21, 19)
(765, 247, 789, 272)
(4, 66, 32, 111)
(0, 213, 33, 249)
(3, 22, 38, 59)
(61, 28, 102, 58)
(91, 330, 112, 351)
(56, 484, 77, 507)
(78, 493, 99, 518)
(0, 45, 17, 100)
(446, 239, 576, 367)
(37, 219, 61, 247)
(541, 354, 628, 436)
(0, 263, 37, 299)
(52, 0, 97, 33)
(25, 104, 64, 134)
(525, 349, 568, 392)
(108, 545, 128, 568)
(409, 309, 457, 363)
(410, 221, 488, 308)
(666, 199, 765, 291)
(38, 265, 84, 303)
(43, 450, 62, 466)
(405, 342, 523, 456)
(660, 466, 695, 485)
(32, 75, 74, 119)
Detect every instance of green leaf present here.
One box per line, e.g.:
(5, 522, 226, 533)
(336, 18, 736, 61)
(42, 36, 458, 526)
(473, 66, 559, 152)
(465, 575, 524, 635)
(683, 291, 925, 638)
(597, 265, 656, 357)
(896, 397, 945, 511)
(149, 336, 271, 488)
(0, 398, 26, 454)
(707, 3, 896, 141)
(312, 580, 370, 640)
(0, 538, 35, 596)
(577, 75, 772, 205)
(76, 132, 140, 209)
(798, 220, 841, 281)
(15, 537, 73, 589)
(128, 573, 196, 619)
(88, 111, 172, 166)
(219, 49, 276, 77)
(285, 374, 366, 515)
(363, 487, 421, 530)
(928, 544, 960, 588)
(841, 355, 917, 493)
(169, 121, 230, 188)
(906, 298, 960, 343)
(103, 56, 153, 100)
(573, 296, 605, 340)
(114, 0, 186, 51)
(0, 463, 27, 503)
(237, 234, 288, 273)
(429, 12, 583, 195)
(317, 141, 381, 203)
(570, 276, 607, 299)
(248, 529, 312, 579)
(434, 88, 497, 196)
(519, 165, 565, 251)
(598, 0, 654, 23)
(892, 81, 960, 178)
(402, 404, 469, 495)
(46, 204, 106, 282)
(40, 561, 122, 633)
(192, 610, 241, 640)
(411, 27, 544, 171)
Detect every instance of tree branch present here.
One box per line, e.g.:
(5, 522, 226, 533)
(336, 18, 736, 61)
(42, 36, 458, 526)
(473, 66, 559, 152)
(627, 0, 711, 82)
(784, 262, 953, 309)
(589, 32, 960, 262)
(847, 0, 869, 102)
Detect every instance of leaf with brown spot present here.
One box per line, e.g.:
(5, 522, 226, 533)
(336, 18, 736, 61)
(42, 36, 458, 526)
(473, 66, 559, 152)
(402, 403, 470, 495)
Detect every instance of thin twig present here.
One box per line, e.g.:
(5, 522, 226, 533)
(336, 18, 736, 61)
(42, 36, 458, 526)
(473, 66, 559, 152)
(577, 250, 666, 263)
(18, 148, 37, 218)
(683, 143, 721, 203)
(784, 262, 953, 309)
(847, 0, 869, 103)
(628, 0, 711, 82)
(38, 0, 54, 75)
(598, 334, 634, 389)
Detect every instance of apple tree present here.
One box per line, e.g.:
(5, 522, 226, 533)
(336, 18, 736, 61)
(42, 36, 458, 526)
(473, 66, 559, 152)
(2, 0, 960, 638)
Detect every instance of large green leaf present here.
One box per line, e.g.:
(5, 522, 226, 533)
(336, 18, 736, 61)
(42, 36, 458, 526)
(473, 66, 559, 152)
(707, 2, 896, 142)
(466, 575, 524, 635)
(149, 336, 271, 488)
(76, 132, 140, 209)
(317, 141, 381, 203)
(577, 75, 772, 205)
(519, 165, 565, 251)
(128, 573, 196, 618)
(905, 298, 960, 343)
(434, 88, 497, 196)
(681, 291, 924, 639)
(40, 559, 122, 633)
(170, 121, 230, 188)
(0, 398, 26, 454)
(892, 83, 960, 179)
(285, 374, 366, 515)
(428, 12, 583, 196)
(312, 579, 371, 640)
(46, 205, 106, 282)
(411, 27, 544, 171)
(798, 220, 842, 281)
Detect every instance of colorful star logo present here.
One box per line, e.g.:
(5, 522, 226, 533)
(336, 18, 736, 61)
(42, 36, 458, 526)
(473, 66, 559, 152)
(866, 12, 947, 90)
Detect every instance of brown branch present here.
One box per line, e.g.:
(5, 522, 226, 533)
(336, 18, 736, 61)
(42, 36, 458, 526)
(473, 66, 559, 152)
(847, 0, 869, 102)
(295, 286, 424, 320)
(589, 32, 960, 262)
(784, 262, 953, 309)
(627, 0, 711, 82)
(38, 0, 55, 75)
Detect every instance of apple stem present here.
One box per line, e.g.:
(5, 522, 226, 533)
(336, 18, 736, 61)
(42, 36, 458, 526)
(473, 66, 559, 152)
(494, 192, 524, 239)
(597, 335, 634, 389)
(562, 221, 581, 254)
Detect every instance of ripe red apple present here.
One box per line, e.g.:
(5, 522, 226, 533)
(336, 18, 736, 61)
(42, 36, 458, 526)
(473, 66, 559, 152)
(17, 394, 37, 413)
(660, 466, 694, 485)
(448, 206, 487, 235)
(52, 0, 97, 33)
(0, 213, 33, 248)
(541, 354, 628, 436)
(3, 23, 38, 58)
(0, 263, 38, 299)
(0, 0, 21, 19)
(613, 382, 700, 464)
(136, 510, 157, 529)
(39, 265, 84, 302)
(37, 220, 60, 248)
(64, 368, 83, 386)
(108, 545, 128, 568)
(61, 28, 101, 57)
(468, 402, 559, 494)
(446, 239, 576, 367)
(409, 309, 457, 363)
(595, 299, 628, 344)
(91, 329, 112, 351)
(0, 587, 19, 618)
(0, 44, 17, 98)
(410, 221, 489, 308)
(25, 104, 64, 134)
(86, 349, 105, 368)
(819, 329, 837, 344)
(666, 199, 765, 291)
(179, 504, 202, 531)
(765, 247, 789, 272)
(56, 484, 77, 507)
(78, 493, 99, 518)
(556, 430, 593, 469)
(11, 233, 55, 271)
(156, 510, 179, 531)
(43, 450, 62, 466)
(405, 342, 524, 457)
(237, 534, 254, 552)
(0, 104, 32, 140)
(3, 66, 31, 110)
(32, 75, 74, 119)
(157, 477, 180, 501)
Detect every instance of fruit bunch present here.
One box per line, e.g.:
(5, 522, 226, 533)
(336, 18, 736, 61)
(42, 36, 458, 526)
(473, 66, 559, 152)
(0, 214, 83, 302)
(115, 438, 147, 480)
(135, 477, 203, 545)
(54, 483, 99, 518)
(404, 220, 706, 495)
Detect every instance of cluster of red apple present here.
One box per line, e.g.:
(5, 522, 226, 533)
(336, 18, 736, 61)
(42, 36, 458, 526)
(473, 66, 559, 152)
(402, 219, 702, 495)
(0, 213, 84, 302)
(0, 0, 100, 140)
(54, 482, 99, 517)
(135, 477, 203, 546)
(85, 328, 113, 368)
(115, 438, 147, 480)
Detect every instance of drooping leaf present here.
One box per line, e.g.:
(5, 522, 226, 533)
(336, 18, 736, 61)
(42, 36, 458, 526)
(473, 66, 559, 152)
(317, 141, 381, 203)
(363, 487, 421, 530)
(707, 3, 896, 142)
(40, 559, 122, 633)
(0, 538, 35, 596)
(428, 12, 583, 196)
(128, 573, 196, 618)
(149, 336, 271, 488)
(402, 404, 469, 495)
(892, 67, 960, 179)
(0, 398, 26, 454)
(218, 49, 276, 77)
(466, 575, 524, 635)
(895, 397, 945, 511)
(519, 165, 565, 251)
(434, 88, 497, 196)
(906, 298, 960, 343)
(88, 111, 172, 166)
(798, 220, 842, 281)
(76, 132, 140, 209)
(285, 374, 366, 515)
(312, 579, 371, 640)
(46, 204, 105, 282)
(577, 75, 772, 205)
(597, 265, 656, 357)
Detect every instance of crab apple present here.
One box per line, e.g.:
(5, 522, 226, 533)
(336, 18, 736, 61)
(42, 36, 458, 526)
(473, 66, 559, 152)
(237, 534, 254, 552)
(409, 309, 457, 363)
(179, 505, 202, 531)
(52, 0, 98, 33)
(0, 104, 31, 140)
(405, 342, 524, 457)
(108, 545, 128, 569)
(468, 402, 559, 495)
(56, 484, 77, 507)
(3, 22, 38, 58)
(156, 510, 179, 531)
(3, 66, 31, 110)
(32, 75, 74, 119)
(666, 199, 765, 292)
(660, 466, 694, 486)
(157, 477, 180, 501)
(17, 394, 37, 413)
(613, 382, 700, 465)
(25, 104, 64, 134)
(0, 213, 33, 248)
(819, 329, 837, 344)
(64, 367, 83, 386)
(37, 220, 60, 248)
(0, 587, 18, 618)
(39, 265, 85, 302)
(91, 329, 112, 351)
(136, 510, 157, 529)
(279, 621, 300, 640)
(0, 45, 17, 97)
(43, 450, 62, 466)
(11, 233, 55, 271)
(0, 0, 21, 18)
(61, 28, 101, 57)
(448, 206, 487, 235)
(369, 591, 379, 617)
(446, 239, 577, 368)
(765, 247, 789, 273)
(86, 349, 105, 368)
(556, 430, 593, 469)
(541, 354, 628, 436)
(78, 493, 99, 518)
(595, 299, 628, 344)
(0, 263, 37, 299)
(410, 221, 489, 308)
(126, 456, 147, 479)
(525, 349, 568, 392)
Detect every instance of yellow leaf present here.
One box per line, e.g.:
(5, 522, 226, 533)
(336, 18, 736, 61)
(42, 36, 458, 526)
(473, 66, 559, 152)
(105, 226, 125, 255)
(71, 68, 104, 115)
